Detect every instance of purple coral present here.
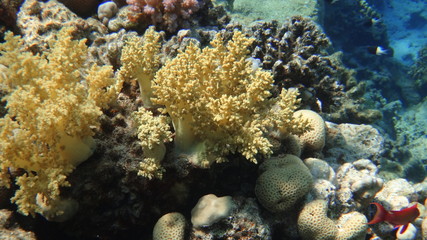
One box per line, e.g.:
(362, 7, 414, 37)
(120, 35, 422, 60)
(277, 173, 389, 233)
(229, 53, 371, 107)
(126, 0, 201, 32)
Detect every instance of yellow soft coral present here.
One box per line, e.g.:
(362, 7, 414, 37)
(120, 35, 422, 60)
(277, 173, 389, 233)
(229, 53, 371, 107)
(132, 107, 172, 179)
(118, 26, 162, 107)
(0, 27, 122, 216)
(152, 30, 308, 167)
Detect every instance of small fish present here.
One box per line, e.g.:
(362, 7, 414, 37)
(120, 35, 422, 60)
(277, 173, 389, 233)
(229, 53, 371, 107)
(363, 18, 381, 27)
(367, 202, 420, 234)
(367, 46, 388, 55)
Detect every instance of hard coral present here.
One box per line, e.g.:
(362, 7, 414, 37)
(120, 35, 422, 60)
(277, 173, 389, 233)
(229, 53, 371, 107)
(298, 199, 368, 240)
(0, 27, 121, 216)
(153, 212, 187, 240)
(255, 154, 313, 212)
(298, 199, 337, 240)
(126, 0, 201, 32)
(410, 45, 427, 89)
(152, 30, 308, 167)
(294, 109, 326, 153)
(244, 17, 357, 114)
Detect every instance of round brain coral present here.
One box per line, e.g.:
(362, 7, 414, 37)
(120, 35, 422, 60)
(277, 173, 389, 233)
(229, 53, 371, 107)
(336, 211, 368, 240)
(294, 109, 326, 152)
(255, 154, 313, 212)
(298, 199, 337, 240)
(153, 212, 186, 240)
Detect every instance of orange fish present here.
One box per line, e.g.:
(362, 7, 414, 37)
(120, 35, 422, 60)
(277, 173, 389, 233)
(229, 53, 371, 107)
(367, 202, 420, 234)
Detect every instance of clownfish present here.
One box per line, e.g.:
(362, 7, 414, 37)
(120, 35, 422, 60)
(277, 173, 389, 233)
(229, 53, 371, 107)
(367, 202, 420, 234)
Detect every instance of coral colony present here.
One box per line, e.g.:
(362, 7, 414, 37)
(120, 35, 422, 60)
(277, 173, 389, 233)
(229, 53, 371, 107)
(0, 0, 426, 239)
(126, 0, 200, 32)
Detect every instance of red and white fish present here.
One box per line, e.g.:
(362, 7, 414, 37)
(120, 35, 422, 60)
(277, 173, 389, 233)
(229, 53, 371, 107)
(367, 202, 421, 234)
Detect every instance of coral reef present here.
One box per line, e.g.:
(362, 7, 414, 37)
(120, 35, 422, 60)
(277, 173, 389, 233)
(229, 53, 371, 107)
(394, 98, 427, 162)
(298, 199, 368, 240)
(17, 0, 108, 53)
(191, 194, 234, 227)
(88, 29, 139, 69)
(153, 212, 187, 240)
(97, 1, 119, 25)
(132, 107, 172, 179)
(294, 110, 326, 154)
(335, 159, 383, 212)
(152, 30, 308, 167)
(118, 26, 163, 107)
(0, 209, 36, 239)
(324, 121, 385, 167)
(336, 211, 368, 240)
(304, 158, 336, 203)
(246, 17, 354, 113)
(410, 45, 427, 90)
(190, 197, 271, 239)
(297, 199, 337, 240)
(0, 27, 121, 216)
(255, 155, 313, 212)
(374, 178, 418, 208)
(126, 0, 202, 32)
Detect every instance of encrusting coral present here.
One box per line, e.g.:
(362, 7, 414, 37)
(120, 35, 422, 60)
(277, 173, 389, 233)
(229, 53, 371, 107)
(151, 30, 309, 167)
(0, 27, 122, 217)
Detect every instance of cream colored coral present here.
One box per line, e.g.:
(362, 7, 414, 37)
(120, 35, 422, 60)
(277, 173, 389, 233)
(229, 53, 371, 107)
(191, 194, 234, 227)
(153, 212, 186, 240)
(0, 27, 121, 216)
(255, 154, 313, 212)
(118, 26, 162, 107)
(336, 211, 368, 240)
(35, 193, 78, 222)
(132, 107, 172, 179)
(152, 30, 308, 167)
(422, 216, 427, 239)
(299, 199, 368, 240)
(298, 199, 337, 240)
(294, 109, 326, 152)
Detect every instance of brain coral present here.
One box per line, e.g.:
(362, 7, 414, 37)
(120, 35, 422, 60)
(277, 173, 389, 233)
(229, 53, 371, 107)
(336, 211, 368, 240)
(153, 212, 186, 240)
(255, 154, 313, 212)
(298, 199, 337, 240)
(294, 109, 326, 152)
